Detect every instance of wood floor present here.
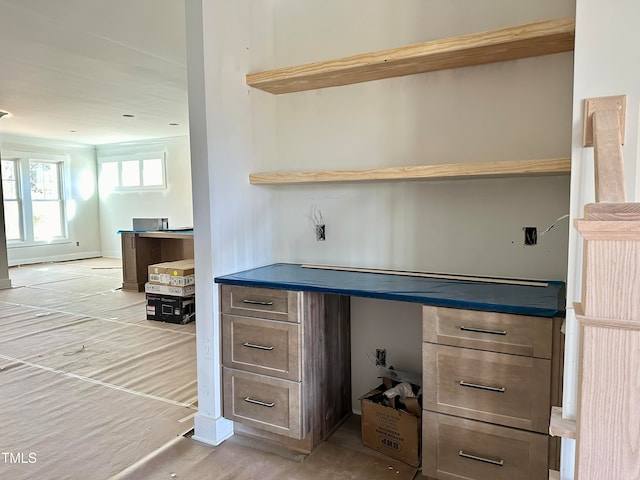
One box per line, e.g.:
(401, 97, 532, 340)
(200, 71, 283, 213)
(0, 258, 422, 480)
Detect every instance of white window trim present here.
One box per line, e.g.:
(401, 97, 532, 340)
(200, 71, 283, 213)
(2, 157, 24, 243)
(98, 151, 167, 192)
(2, 150, 70, 247)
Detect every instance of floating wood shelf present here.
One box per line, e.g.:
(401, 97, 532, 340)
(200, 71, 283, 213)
(249, 157, 571, 185)
(246, 17, 575, 94)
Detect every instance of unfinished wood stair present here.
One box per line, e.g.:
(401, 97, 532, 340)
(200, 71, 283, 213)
(572, 95, 640, 478)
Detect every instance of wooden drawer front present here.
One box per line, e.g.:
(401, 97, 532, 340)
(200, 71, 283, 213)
(222, 314, 300, 381)
(223, 368, 303, 439)
(423, 343, 551, 433)
(423, 306, 553, 358)
(423, 411, 548, 480)
(220, 285, 300, 323)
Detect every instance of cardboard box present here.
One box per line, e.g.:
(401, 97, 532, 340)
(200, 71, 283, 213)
(361, 384, 421, 467)
(147, 259, 195, 285)
(145, 282, 195, 297)
(148, 262, 169, 275)
(148, 262, 171, 284)
(169, 274, 195, 287)
(166, 259, 194, 277)
(146, 293, 195, 324)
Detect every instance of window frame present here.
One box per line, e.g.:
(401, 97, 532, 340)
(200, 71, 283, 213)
(2, 151, 70, 247)
(28, 159, 67, 242)
(98, 152, 167, 192)
(1, 157, 24, 242)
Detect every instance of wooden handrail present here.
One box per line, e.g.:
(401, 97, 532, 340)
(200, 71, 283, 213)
(583, 95, 627, 202)
(593, 110, 626, 202)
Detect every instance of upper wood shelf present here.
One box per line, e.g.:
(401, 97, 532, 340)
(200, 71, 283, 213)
(246, 17, 575, 94)
(249, 157, 571, 185)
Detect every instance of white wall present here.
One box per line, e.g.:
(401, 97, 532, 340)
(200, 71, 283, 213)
(0, 135, 102, 266)
(0, 134, 193, 271)
(96, 136, 193, 258)
(185, 0, 278, 445)
(187, 0, 576, 444)
(562, 0, 640, 477)
(270, 0, 575, 409)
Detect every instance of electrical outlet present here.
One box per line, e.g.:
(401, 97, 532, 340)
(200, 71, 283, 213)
(315, 224, 326, 241)
(375, 348, 386, 367)
(524, 227, 537, 246)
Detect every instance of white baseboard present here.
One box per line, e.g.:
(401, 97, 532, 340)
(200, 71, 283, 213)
(8, 251, 103, 267)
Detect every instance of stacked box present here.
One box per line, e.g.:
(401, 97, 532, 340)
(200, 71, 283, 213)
(146, 293, 195, 324)
(167, 259, 195, 286)
(146, 259, 196, 324)
(148, 259, 195, 286)
(145, 283, 195, 296)
(148, 262, 171, 285)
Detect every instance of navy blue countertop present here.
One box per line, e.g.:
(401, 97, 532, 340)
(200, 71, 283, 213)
(117, 229, 194, 234)
(215, 263, 565, 317)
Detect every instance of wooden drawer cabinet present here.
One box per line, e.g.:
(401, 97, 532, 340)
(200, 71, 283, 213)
(423, 306, 553, 358)
(120, 231, 194, 292)
(220, 284, 351, 453)
(222, 314, 301, 381)
(423, 411, 548, 480)
(423, 343, 551, 433)
(223, 367, 303, 439)
(221, 284, 300, 322)
(422, 305, 562, 479)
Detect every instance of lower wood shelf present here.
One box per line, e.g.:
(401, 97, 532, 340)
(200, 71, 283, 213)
(249, 157, 570, 185)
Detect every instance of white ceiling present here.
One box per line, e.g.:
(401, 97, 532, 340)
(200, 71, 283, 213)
(0, 0, 189, 146)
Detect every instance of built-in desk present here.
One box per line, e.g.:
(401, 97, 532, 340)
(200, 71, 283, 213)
(215, 264, 565, 476)
(214, 263, 565, 317)
(119, 230, 194, 291)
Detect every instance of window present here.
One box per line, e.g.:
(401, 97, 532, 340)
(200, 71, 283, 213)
(99, 154, 166, 192)
(2, 157, 67, 244)
(30, 161, 64, 240)
(2, 159, 22, 241)
(121, 160, 141, 187)
(142, 158, 164, 186)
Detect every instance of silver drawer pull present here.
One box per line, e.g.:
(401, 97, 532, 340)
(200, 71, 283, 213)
(459, 381, 506, 393)
(242, 299, 274, 306)
(243, 342, 274, 351)
(244, 397, 275, 408)
(460, 325, 507, 336)
(458, 450, 504, 467)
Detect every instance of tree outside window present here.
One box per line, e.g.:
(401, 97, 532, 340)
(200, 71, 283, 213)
(30, 161, 64, 240)
(2, 158, 66, 244)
